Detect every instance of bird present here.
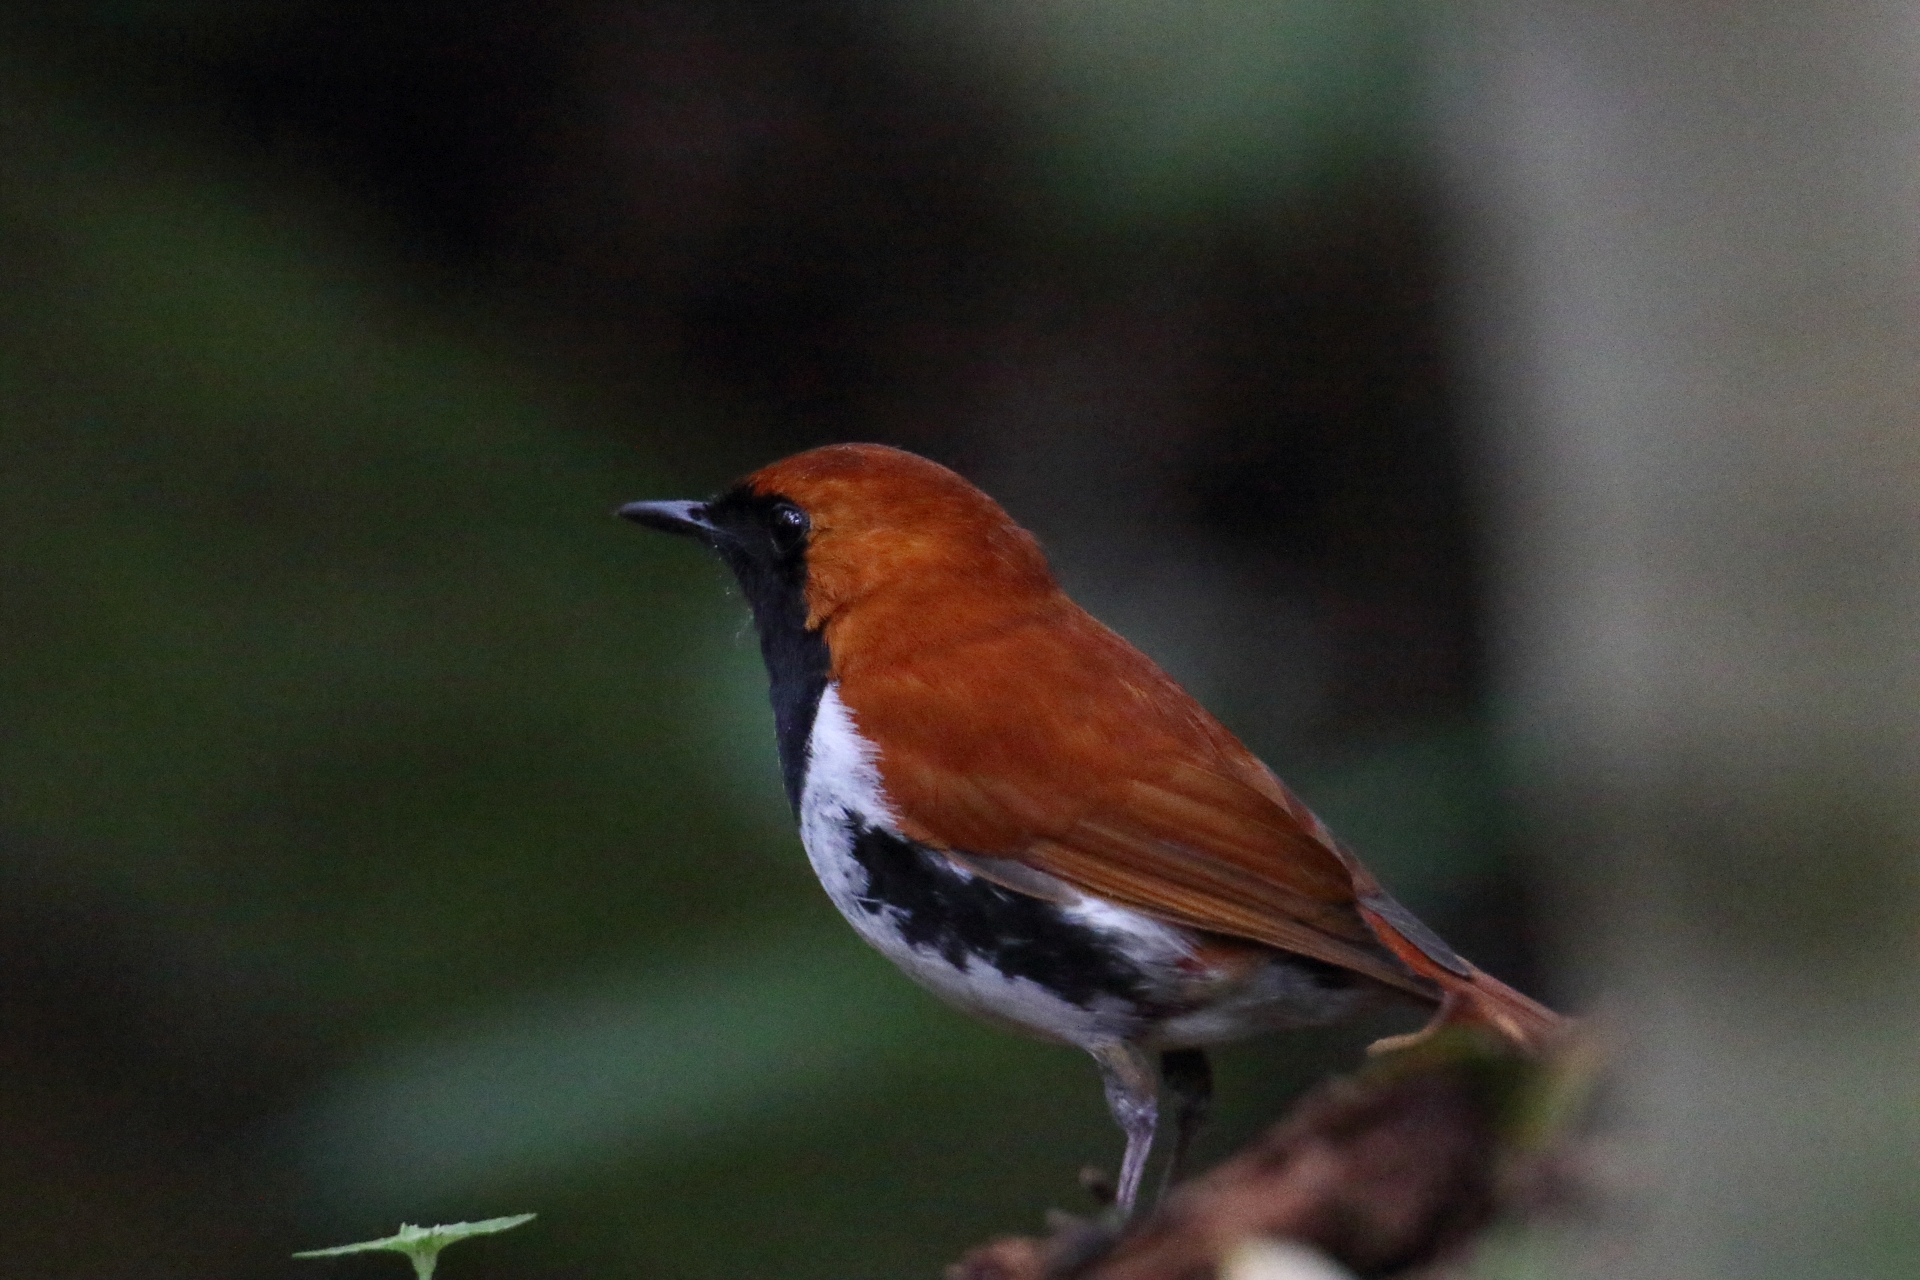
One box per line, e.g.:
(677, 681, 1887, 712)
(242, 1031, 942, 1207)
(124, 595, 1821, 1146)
(620, 442, 1563, 1216)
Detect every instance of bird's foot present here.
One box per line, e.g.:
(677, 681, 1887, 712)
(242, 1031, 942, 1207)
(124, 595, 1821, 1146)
(1365, 992, 1461, 1056)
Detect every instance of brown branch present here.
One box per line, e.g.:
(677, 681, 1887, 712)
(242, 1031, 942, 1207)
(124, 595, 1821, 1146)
(949, 1030, 1594, 1280)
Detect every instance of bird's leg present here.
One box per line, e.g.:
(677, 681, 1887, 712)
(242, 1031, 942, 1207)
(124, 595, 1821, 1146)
(1156, 1047, 1211, 1203)
(1087, 1042, 1159, 1218)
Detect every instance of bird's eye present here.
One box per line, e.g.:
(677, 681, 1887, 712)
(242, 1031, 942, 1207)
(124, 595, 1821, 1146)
(769, 502, 810, 555)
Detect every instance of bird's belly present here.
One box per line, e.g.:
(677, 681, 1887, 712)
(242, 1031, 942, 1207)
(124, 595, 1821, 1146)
(805, 811, 1167, 1045)
(803, 809, 1375, 1046)
(796, 687, 1368, 1046)
(795, 686, 1152, 1043)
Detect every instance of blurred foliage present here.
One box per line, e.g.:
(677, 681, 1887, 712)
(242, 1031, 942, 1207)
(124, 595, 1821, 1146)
(0, 81, 770, 1025)
(883, 0, 1419, 222)
(0, 5, 1522, 1278)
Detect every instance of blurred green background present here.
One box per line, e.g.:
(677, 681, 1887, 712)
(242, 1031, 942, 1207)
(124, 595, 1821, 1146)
(0, 4, 1546, 1277)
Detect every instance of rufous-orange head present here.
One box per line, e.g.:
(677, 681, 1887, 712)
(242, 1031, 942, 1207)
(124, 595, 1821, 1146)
(619, 442, 1063, 680)
(740, 443, 1055, 629)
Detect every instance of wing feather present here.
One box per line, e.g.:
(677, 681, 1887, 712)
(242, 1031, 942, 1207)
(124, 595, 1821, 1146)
(832, 596, 1435, 1000)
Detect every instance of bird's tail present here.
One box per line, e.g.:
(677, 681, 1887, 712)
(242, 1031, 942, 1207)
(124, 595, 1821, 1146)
(1354, 891, 1568, 1055)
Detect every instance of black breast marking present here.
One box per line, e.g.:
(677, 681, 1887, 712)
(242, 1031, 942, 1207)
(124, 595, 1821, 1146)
(846, 821, 1148, 1008)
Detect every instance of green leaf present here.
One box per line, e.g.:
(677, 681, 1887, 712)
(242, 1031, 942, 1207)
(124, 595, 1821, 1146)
(294, 1214, 535, 1280)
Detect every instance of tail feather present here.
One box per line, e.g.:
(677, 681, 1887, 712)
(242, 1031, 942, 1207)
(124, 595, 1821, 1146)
(1356, 895, 1567, 1054)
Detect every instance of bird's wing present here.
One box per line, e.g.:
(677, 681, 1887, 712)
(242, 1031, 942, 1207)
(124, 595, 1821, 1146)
(835, 601, 1434, 998)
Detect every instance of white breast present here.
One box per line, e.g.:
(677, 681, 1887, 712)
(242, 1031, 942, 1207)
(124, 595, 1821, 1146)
(795, 682, 898, 907)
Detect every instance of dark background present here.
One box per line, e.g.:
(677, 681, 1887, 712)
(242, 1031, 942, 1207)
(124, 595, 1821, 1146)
(0, 4, 1553, 1277)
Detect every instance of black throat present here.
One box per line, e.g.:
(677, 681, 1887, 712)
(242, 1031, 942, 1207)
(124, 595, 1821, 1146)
(700, 487, 830, 813)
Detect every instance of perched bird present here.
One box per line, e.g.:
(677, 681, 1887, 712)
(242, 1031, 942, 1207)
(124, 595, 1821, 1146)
(621, 443, 1561, 1215)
